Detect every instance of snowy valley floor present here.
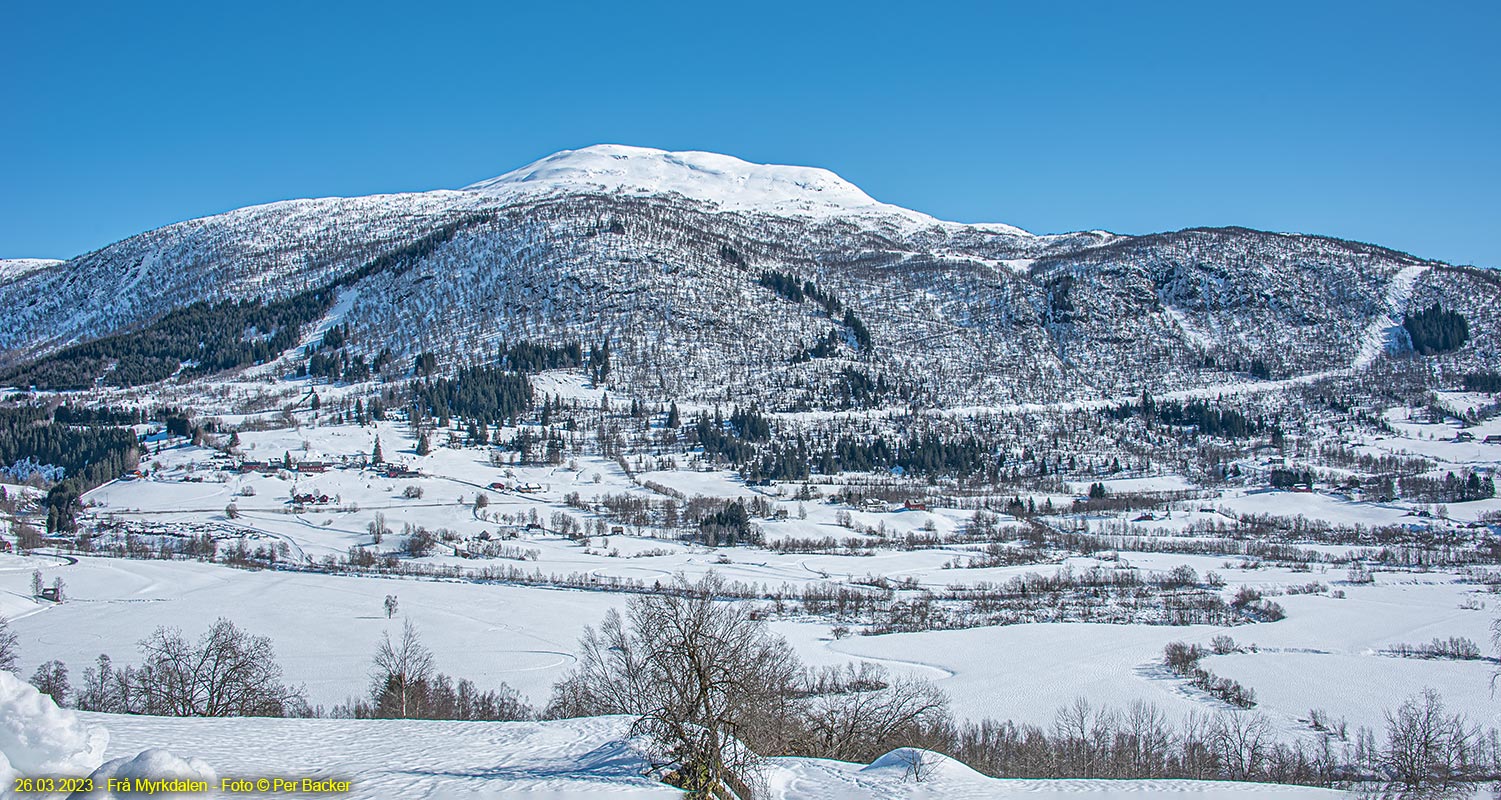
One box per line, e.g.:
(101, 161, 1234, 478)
(4, 391, 1501, 797)
(6, 547, 1496, 736)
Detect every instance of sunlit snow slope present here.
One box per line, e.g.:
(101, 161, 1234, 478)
(464, 144, 1030, 233)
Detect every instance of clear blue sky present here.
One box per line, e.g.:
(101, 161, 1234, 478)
(3, 1, 1497, 267)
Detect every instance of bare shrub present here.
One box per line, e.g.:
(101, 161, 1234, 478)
(1163, 641, 1204, 673)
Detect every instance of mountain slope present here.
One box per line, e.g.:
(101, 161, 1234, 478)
(0, 145, 1491, 405)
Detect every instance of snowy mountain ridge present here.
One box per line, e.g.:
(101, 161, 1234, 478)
(0, 258, 63, 282)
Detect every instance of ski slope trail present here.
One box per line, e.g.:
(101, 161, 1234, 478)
(1354, 264, 1429, 368)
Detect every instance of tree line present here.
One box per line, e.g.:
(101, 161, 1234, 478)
(1463, 371, 1501, 393)
(0, 406, 140, 532)
(0, 406, 139, 487)
(410, 366, 534, 427)
(13, 580, 1498, 798)
(1106, 393, 1268, 440)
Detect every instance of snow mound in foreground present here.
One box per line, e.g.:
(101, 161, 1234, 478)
(859, 747, 988, 783)
(72, 749, 216, 799)
(0, 671, 108, 784)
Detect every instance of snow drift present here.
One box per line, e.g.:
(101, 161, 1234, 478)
(72, 749, 216, 799)
(0, 671, 108, 789)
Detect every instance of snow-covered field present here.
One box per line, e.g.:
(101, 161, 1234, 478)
(3, 382, 1500, 797)
(14, 549, 1493, 738)
(4, 555, 624, 710)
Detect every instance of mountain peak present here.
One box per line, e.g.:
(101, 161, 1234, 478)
(465, 144, 886, 215)
(464, 144, 1028, 233)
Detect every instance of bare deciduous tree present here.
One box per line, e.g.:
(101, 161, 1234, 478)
(1052, 697, 1117, 777)
(548, 574, 801, 798)
(1212, 712, 1272, 781)
(136, 618, 306, 717)
(341, 620, 531, 721)
(0, 617, 18, 672)
(372, 618, 434, 718)
(30, 660, 69, 705)
(368, 512, 387, 544)
(1114, 700, 1176, 778)
(1379, 689, 1482, 793)
(75, 655, 119, 712)
(1492, 616, 1501, 694)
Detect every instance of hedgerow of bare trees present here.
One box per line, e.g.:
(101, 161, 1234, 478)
(542, 578, 1501, 797)
(72, 619, 307, 717)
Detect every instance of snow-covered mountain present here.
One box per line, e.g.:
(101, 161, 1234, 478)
(0, 145, 1493, 405)
(465, 144, 1031, 235)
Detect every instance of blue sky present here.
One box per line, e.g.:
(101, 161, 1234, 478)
(3, 1, 1497, 266)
